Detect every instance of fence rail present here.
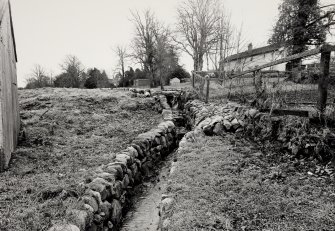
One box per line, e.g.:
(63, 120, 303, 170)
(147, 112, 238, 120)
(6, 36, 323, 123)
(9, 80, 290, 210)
(191, 44, 335, 120)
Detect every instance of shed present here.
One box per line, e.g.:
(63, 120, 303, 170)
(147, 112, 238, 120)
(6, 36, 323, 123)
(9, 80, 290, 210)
(0, 0, 19, 171)
(133, 79, 151, 88)
(170, 77, 180, 86)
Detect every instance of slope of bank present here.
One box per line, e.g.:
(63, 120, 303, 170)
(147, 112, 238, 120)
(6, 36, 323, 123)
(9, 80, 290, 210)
(0, 88, 162, 231)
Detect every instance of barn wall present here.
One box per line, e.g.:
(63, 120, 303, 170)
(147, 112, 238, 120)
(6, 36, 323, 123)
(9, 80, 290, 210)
(0, 1, 19, 171)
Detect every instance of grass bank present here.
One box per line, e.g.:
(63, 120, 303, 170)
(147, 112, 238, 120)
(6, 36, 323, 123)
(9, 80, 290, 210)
(0, 88, 162, 231)
(164, 134, 335, 230)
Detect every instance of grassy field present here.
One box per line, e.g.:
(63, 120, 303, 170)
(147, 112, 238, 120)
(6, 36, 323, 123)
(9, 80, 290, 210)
(0, 88, 162, 231)
(164, 134, 335, 230)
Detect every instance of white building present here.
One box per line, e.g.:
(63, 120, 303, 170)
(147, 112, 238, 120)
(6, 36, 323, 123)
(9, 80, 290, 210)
(170, 77, 180, 86)
(223, 43, 287, 74)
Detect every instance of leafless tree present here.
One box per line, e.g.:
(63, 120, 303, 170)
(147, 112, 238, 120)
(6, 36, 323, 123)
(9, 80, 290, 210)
(131, 9, 157, 84)
(25, 64, 53, 88)
(60, 55, 85, 88)
(176, 0, 221, 71)
(114, 45, 129, 87)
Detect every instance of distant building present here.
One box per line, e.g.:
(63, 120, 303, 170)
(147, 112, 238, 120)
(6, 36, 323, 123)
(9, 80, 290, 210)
(170, 77, 180, 86)
(134, 79, 151, 88)
(0, 0, 19, 171)
(223, 43, 287, 73)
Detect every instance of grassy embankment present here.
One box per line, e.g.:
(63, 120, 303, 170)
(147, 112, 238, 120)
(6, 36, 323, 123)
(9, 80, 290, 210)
(164, 134, 335, 230)
(0, 88, 162, 231)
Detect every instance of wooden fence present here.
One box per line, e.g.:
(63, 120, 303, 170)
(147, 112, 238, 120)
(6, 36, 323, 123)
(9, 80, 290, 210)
(0, 0, 19, 171)
(191, 72, 211, 103)
(191, 44, 335, 113)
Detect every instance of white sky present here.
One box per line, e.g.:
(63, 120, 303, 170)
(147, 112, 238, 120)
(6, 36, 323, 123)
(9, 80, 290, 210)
(10, 0, 335, 87)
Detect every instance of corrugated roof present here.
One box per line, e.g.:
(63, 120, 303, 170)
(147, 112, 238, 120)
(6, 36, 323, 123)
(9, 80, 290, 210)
(225, 44, 281, 62)
(0, 0, 17, 62)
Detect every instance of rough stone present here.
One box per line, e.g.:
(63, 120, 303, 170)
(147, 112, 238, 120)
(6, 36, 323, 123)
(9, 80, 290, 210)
(203, 124, 214, 136)
(66, 209, 89, 230)
(111, 199, 122, 226)
(112, 181, 123, 199)
(96, 172, 116, 183)
(100, 201, 112, 219)
(249, 108, 258, 118)
(84, 189, 103, 206)
(213, 122, 224, 135)
(160, 136, 167, 148)
(127, 168, 134, 186)
(48, 224, 80, 231)
(88, 178, 112, 201)
(122, 174, 130, 189)
(223, 120, 231, 131)
(131, 144, 144, 159)
(126, 146, 138, 158)
(104, 165, 123, 180)
(82, 196, 99, 213)
(115, 153, 133, 166)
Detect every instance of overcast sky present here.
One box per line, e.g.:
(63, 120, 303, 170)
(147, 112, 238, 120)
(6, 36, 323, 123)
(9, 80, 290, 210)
(10, 0, 335, 87)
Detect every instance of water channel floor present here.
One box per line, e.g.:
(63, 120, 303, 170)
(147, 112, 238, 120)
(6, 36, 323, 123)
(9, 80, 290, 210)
(120, 155, 173, 231)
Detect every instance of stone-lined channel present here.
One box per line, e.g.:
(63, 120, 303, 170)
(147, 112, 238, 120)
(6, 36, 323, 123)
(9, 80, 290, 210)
(120, 96, 188, 230)
(120, 152, 176, 231)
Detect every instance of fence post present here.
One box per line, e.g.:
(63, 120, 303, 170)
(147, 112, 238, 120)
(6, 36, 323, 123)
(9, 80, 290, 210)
(205, 76, 210, 103)
(192, 71, 195, 88)
(318, 51, 331, 114)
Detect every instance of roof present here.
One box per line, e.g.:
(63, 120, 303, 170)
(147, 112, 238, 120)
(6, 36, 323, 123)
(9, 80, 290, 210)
(0, 0, 17, 62)
(225, 44, 281, 62)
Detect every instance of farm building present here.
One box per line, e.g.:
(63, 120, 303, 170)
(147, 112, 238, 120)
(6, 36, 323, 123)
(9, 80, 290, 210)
(0, 0, 19, 171)
(223, 43, 287, 73)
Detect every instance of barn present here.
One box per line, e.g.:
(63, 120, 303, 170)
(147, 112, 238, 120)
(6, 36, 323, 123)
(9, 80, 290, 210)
(0, 0, 19, 171)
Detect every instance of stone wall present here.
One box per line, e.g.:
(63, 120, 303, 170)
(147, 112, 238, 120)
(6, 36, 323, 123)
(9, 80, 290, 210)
(49, 95, 179, 231)
(159, 99, 335, 230)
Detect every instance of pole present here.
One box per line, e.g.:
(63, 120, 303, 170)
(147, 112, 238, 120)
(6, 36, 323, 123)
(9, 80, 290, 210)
(192, 71, 195, 88)
(318, 51, 331, 114)
(205, 76, 210, 103)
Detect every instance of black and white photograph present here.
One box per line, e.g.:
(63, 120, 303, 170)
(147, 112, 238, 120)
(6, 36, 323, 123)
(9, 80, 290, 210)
(0, 0, 335, 230)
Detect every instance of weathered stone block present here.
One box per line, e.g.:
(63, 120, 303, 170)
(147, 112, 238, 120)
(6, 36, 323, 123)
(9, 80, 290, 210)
(104, 165, 123, 180)
(66, 209, 91, 230)
(95, 172, 116, 183)
(127, 168, 134, 186)
(88, 178, 112, 201)
(213, 122, 224, 135)
(122, 174, 130, 189)
(111, 181, 123, 199)
(111, 199, 122, 226)
(100, 201, 112, 219)
(82, 196, 99, 213)
(131, 144, 144, 159)
(48, 224, 80, 231)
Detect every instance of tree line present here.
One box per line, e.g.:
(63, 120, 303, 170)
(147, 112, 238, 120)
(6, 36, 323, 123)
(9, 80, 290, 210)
(25, 55, 114, 89)
(25, 0, 335, 89)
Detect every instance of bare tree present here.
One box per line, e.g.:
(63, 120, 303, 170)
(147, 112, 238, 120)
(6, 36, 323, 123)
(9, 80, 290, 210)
(114, 45, 129, 87)
(131, 9, 157, 85)
(60, 55, 85, 88)
(25, 64, 52, 88)
(176, 0, 221, 71)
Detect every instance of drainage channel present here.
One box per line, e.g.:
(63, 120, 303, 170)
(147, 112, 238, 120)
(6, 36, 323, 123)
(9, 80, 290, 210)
(120, 152, 176, 231)
(120, 110, 187, 231)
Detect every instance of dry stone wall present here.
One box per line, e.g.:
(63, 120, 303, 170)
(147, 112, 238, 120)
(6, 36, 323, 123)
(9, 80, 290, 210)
(159, 99, 335, 230)
(49, 95, 178, 231)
